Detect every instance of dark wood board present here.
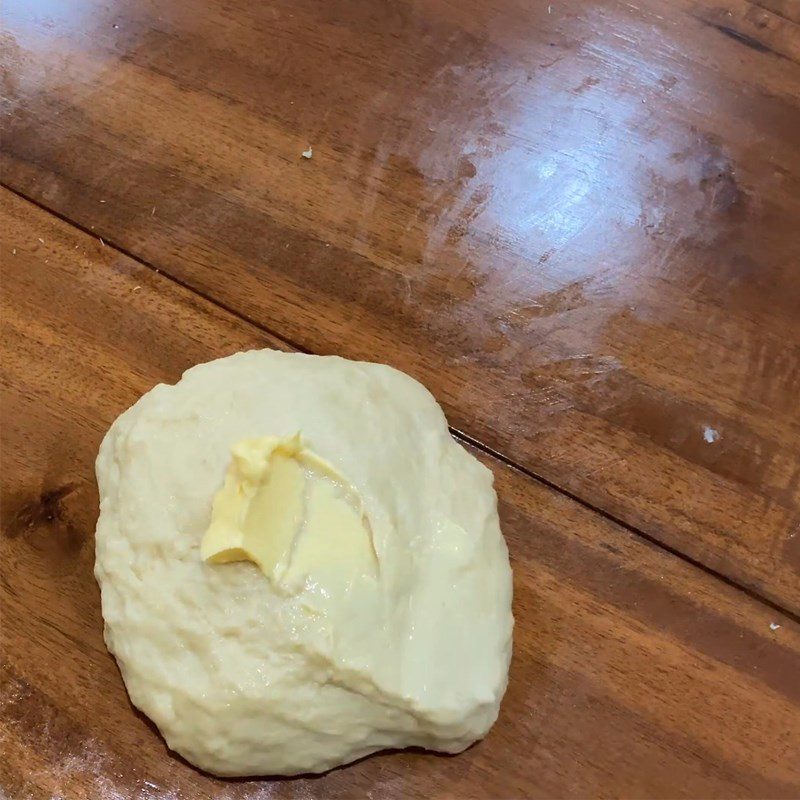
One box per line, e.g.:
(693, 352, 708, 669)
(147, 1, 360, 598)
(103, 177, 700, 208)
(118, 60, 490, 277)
(2, 0, 799, 610)
(2, 189, 799, 799)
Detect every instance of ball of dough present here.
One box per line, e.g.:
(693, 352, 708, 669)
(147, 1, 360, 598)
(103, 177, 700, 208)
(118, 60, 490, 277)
(94, 350, 513, 776)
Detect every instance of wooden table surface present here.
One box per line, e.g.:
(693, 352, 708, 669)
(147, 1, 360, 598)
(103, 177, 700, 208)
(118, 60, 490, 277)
(1, 1, 799, 798)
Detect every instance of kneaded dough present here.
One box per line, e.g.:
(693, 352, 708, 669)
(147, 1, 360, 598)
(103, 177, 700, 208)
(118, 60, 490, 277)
(94, 350, 513, 776)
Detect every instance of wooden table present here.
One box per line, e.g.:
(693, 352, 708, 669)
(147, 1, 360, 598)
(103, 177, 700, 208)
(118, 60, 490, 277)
(1, 1, 799, 797)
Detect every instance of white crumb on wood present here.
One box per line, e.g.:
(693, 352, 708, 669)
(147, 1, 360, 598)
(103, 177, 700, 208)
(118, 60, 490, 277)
(301, 147, 313, 159)
(99, 237, 105, 246)
(770, 622, 781, 631)
(133, 286, 141, 292)
(702, 425, 719, 444)
(152, 206, 156, 215)
(38, 237, 44, 243)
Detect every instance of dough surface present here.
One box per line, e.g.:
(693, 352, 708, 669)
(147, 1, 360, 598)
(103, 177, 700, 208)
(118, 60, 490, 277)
(94, 350, 513, 776)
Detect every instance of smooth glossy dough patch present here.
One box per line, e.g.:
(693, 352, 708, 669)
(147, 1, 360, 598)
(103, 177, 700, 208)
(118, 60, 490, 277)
(94, 350, 513, 776)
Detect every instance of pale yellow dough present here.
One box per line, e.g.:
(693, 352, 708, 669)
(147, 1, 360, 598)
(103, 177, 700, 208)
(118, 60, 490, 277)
(94, 350, 513, 776)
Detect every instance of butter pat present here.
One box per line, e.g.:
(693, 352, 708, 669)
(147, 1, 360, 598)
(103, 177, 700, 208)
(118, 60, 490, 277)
(201, 434, 377, 591)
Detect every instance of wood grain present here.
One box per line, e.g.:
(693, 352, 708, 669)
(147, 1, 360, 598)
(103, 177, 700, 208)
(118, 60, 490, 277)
(2, 190, 800, 800)
(2, 0, 799, 611)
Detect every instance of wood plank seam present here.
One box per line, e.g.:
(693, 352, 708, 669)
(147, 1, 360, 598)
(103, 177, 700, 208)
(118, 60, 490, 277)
(692, 1, 800, 64)
(752, 1, 800, 25)
(5, 182, 797, 626)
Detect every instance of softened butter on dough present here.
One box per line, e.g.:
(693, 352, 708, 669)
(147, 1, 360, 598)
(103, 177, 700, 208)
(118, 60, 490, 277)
(94, 350, 514, 776)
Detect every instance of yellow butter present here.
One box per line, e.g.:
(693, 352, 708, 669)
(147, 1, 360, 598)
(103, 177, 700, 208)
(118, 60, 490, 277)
(201, 434, 377, 590)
